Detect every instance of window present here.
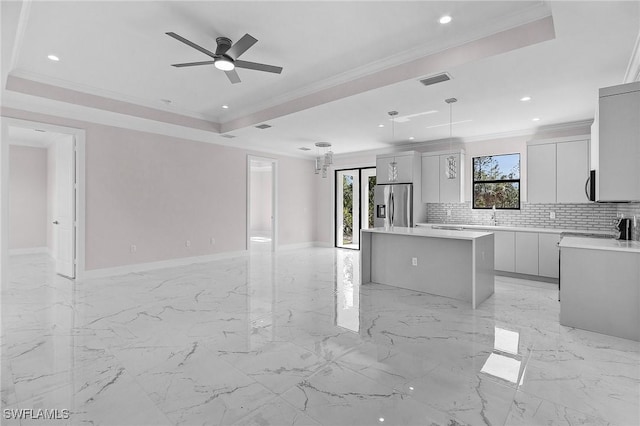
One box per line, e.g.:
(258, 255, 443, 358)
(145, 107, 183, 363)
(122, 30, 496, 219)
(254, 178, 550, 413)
(473, 154, 520, 209)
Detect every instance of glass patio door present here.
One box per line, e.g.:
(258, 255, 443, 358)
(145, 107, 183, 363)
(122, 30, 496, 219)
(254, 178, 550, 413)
(336, 167, 376, 250)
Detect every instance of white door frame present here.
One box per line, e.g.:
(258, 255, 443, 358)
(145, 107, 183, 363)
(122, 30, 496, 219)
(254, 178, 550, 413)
(246, 155, 278, 252)
(0, 117, 86, 281)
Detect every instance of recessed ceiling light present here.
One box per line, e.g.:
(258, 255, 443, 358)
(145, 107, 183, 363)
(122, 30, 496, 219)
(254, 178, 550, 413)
(222, 105, 229, 109)
(439, 15, 452, 24)
(532, 117, 540, 121)
(47, 54, 59, 61)
(520, 96, 531, 102)
(378, 124, 385, 128)
(409, 136, 415, 140)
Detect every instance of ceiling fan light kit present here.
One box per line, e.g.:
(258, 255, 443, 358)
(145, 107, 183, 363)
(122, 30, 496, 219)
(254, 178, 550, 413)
(167, 32, 283, 84)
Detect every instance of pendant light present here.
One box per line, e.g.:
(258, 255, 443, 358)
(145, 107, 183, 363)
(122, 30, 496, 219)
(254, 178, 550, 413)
(445, 98, 457, 179)
(314, 142, 333, 178)
(388, 111, 399, 182)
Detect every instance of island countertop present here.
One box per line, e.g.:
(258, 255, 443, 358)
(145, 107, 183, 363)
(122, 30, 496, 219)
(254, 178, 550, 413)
(362, 226, 493, 241)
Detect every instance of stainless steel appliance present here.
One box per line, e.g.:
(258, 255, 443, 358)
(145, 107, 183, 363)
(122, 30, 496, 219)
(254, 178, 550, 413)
(374, 183, 413, 228)
(616, 217, 633, 240)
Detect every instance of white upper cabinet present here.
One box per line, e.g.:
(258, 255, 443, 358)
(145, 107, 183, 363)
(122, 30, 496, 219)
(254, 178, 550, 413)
(556, 140, 589, 203)
(597, 82, 640, 202)
(420, 155, 440, 203)
(376, 153, 415, 184)
(527, 138, 589, 204)
(420, 150, 464, 203)
(527, 143, 556, 204)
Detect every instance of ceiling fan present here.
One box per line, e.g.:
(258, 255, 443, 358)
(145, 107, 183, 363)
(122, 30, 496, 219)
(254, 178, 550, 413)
(166, 32, 283, 84)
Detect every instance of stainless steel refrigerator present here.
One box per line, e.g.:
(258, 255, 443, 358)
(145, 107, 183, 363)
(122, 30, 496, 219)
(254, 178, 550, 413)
(374, 183, 413, 228)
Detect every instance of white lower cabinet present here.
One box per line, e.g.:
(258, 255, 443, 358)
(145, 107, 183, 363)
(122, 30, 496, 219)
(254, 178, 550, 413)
(493, 231, 515, 272)
(538, 233, 561, 278)
(515, 232, 539, 275)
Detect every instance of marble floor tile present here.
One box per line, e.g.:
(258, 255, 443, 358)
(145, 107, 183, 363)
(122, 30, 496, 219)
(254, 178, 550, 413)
(3, 250, 639, 425)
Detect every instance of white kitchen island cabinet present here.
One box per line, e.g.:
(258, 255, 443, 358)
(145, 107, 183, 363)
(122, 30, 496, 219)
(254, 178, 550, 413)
(360, 227, 494, 308)
(560, 237, 640, 341)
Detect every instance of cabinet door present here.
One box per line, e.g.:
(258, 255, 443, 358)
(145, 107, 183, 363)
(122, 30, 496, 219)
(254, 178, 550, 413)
(557, 140, 589, 203)
(599, 89, 640, 201)
(377, 156, 413, 184)
(494, 231, 515, 272)
(528, 144, 556, 203)
(515, 232, 539, 275)
(376, 157, 392, 184)
(439, 154, 462, 203)
(394, 155, 414, 183)
(538, 233, 560, 278)
(421, 155, 439, 203)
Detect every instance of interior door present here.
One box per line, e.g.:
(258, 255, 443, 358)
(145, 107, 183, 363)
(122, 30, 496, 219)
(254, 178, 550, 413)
(54, 136, 76, 278)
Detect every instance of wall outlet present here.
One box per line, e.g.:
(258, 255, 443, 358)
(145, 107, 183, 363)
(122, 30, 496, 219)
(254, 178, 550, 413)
(549, 211, 556, 219)
(411, 257, 418, 266)
(185, 240, 191, 247)
(130, 245, 136, 253)
(210, 237, 216, 245)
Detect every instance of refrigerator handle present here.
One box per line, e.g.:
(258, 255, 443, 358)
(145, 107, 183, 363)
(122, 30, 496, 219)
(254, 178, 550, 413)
(389, 192, 395, 226)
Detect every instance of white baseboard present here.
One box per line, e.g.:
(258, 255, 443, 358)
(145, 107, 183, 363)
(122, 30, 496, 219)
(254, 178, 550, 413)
(9, 246, 48, 255)
(278, 241, 334, 250)
(313, 241, 334, 248)
(81, 250, 249, 280)
(81, 242, 334, 280)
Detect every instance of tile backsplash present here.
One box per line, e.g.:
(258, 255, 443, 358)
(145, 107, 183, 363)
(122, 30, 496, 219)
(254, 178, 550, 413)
(425, 202, 640, 240)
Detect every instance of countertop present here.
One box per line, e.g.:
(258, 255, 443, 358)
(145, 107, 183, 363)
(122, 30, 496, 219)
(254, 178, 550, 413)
(362, 226, 493, 241)
(559, 237, 640, 253)
(416, 223, 617, 236)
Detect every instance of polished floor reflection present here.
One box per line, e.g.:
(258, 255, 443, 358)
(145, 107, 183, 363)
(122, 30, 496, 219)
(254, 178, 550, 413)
(2, 249, 639, 425)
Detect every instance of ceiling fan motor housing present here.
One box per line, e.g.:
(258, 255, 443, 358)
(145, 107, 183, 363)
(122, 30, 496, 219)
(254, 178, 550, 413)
(215, 37, 233, 56)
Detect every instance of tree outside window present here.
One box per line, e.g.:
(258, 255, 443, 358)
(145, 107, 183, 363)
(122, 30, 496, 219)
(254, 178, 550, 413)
(473, 154, 520, 209)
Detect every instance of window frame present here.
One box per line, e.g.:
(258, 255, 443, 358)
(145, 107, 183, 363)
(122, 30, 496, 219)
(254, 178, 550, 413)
(472, 153, 521, 210)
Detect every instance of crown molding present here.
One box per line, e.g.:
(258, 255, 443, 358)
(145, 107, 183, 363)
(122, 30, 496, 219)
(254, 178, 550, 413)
(9, 69, 215, 122)
(0, 90, 312, 160)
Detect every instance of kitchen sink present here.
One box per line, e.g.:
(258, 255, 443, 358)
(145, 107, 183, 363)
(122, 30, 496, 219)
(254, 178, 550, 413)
(431, 225, 465, 231)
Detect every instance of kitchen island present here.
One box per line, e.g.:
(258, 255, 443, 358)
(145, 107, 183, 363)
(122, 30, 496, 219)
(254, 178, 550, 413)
(559, 236, 640, 341)
(360, 226, 495, 308)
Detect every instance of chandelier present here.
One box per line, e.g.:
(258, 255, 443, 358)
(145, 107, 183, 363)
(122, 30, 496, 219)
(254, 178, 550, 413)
(314, 142, 333, 178)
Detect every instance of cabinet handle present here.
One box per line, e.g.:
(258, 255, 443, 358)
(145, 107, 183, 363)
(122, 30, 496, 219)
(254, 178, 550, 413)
(584, 175, 591, 200)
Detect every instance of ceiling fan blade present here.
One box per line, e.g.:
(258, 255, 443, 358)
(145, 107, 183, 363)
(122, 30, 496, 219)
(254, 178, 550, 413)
(227, 34, 258, 59)
(225, 69, 241, 84)
(234, 60, 283, 74)
(171, 60, 216, 67)
(166, 32, 217, 59)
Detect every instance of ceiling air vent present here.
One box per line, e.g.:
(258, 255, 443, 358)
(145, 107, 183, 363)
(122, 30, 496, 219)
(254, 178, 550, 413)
(220, 134, 236, 139)
(255, 124, 272, 129)
(419, 72, 452, 87)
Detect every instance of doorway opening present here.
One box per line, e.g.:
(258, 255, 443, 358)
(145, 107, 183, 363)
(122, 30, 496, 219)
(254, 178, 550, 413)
(335, 167, 376, 250)
(247, 156, 277, 252)
(1, 118, 85, 282)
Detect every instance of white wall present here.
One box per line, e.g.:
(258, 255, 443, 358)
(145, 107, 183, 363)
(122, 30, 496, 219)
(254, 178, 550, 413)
(9, 145, 47, 250)
(2, 108, 317, 271)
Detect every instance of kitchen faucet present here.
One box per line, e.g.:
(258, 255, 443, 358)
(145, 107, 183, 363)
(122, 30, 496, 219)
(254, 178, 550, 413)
(490, 205, 497, 226)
